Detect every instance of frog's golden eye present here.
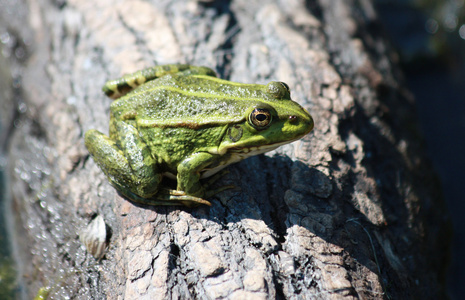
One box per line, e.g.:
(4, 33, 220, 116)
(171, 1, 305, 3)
(249, 108, 272, 130)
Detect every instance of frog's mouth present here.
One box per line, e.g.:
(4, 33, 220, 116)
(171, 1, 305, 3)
(229, 143, 281, 155)
(203, 137, 307, 179)
(227, 138, 301, 154)
(201, 143, 284, 179)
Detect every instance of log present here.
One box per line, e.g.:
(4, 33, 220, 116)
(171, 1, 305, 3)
(3, 0, 449, 299)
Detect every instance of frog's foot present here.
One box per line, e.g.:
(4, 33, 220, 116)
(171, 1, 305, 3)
(158, 188, 212, 207)
(117, 189, 211, 207)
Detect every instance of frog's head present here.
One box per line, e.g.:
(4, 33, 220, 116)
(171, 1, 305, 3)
(217, 81, 314, 156)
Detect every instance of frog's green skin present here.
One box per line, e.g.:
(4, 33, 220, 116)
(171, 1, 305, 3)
(85, 64, 314, 207)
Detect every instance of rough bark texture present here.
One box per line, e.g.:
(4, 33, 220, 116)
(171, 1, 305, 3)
(2, 0, 449, 299)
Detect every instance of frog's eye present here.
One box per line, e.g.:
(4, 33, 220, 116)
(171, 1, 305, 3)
(249, 108, 272, 130)
(266, 81, 290, 99)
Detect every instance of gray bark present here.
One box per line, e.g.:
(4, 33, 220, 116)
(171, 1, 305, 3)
(1, 0, 449, 299)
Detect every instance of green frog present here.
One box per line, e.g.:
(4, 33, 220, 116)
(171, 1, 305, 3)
(85, 64, 314, 207)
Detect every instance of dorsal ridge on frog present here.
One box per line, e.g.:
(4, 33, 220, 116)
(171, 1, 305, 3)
(85, 64, 314, 207)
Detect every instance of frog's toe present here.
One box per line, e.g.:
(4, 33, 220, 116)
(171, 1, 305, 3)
(157, 188, 212, 207)
(179, 198, 212, 207)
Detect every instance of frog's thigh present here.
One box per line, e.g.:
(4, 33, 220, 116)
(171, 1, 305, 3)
(85, 129, 160, 198)
(85, 129, 135, 187)
(177, 152, 216, 196)
(115, 122, 162, 196)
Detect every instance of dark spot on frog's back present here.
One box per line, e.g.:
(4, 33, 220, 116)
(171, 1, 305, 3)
(121, 111, 137, 120)
(103, 84, 132, 99)
(163, 65, 173, 71)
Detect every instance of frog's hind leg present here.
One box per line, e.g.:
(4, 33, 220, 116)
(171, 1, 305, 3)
(102, 64, 217, 99)
(84, 127, 161, 200)
(85, 125, 212, 207)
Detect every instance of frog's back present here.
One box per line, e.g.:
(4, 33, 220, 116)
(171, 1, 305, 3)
(110, 74, 272, 128)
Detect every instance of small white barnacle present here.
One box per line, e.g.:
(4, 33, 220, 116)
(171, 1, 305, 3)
(79, 215, 108, 260)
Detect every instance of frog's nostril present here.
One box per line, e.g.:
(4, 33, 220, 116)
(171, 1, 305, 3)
(289, 115, 298, 123)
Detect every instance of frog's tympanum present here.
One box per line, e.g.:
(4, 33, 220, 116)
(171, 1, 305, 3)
(85, 64, 314, 207)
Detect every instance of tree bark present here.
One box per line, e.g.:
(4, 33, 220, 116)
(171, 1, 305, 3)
(3, 0, 449, 299)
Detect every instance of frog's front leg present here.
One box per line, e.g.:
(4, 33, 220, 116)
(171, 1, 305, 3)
(176, 152, 220, 202)
(85, 122, 162, 202)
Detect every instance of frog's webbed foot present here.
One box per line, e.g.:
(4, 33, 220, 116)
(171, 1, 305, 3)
(133, 170, 236, 207)
(133, 188, 212, 207)
(116, 189, 211, 207)
(162, 189, 213, 207)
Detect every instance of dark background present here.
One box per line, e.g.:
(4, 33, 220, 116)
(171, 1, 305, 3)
(375, 1, 465, 298)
